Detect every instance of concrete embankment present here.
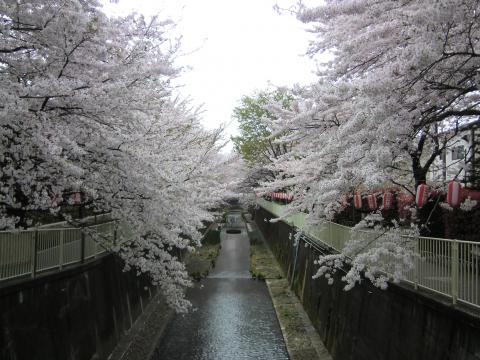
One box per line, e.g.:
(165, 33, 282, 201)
(0, 254, 156, 360)
(255, 206, 480, 360)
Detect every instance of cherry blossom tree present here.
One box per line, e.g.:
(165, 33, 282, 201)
(217, 153, 262, 208)
(1, 0, 226, 311)
(259, 0, 480, 289)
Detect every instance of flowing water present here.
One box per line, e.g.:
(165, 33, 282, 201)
(152, 211, 289, 360)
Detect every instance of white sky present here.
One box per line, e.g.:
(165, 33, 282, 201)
(103, 0, 319, 148)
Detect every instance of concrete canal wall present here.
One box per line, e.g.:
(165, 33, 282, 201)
(0, 254, 157, 360)
(255, 206, 480, 360)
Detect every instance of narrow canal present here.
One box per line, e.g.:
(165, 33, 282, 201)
(152, 211, 289, 360)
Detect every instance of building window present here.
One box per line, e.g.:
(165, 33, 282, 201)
(451, 145, 465, 160)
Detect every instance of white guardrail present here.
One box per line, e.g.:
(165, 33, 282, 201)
(0, 221, 117, 282)
(257, 198, 480, 309)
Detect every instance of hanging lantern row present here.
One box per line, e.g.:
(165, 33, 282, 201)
(353, 184, 467, 211)
(69, 192, 82, 205)
(352, 192, 394, 210)
(48, 192, 83, 206)
(348, 181, 480, 212)
(268, 192, 294, 201)
(415, 181, 480, 208)
(263, 181, 478, 210)
(49, 192, 84, 207)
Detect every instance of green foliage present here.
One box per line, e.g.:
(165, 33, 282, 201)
(231, 89, 293, 167)
(202, 228, 221, 245)
(185, 243, 221, 281)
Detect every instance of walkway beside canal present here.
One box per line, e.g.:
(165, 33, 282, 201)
(246, 214, 332, 360)
(152, 211, 289, 360)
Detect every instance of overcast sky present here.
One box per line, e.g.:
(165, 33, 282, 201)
(103, 0, 319, 148)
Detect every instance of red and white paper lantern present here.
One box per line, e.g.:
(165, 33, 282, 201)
(382, 192, 393, 210)
(416, 184, 427, 208)
(51, 195, 62, 207)
(69, 192, 81, 205)
(367, 194, 377, 210)
(353, 194, 362, 209)
(447, 181, 462, 207)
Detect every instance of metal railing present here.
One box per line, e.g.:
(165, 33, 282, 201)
(0, 221, 117, 282)
(257, 198, 480, 308)
(37, 213, 112, 229)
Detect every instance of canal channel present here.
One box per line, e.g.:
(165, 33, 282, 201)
(152, 211, 289, 360)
